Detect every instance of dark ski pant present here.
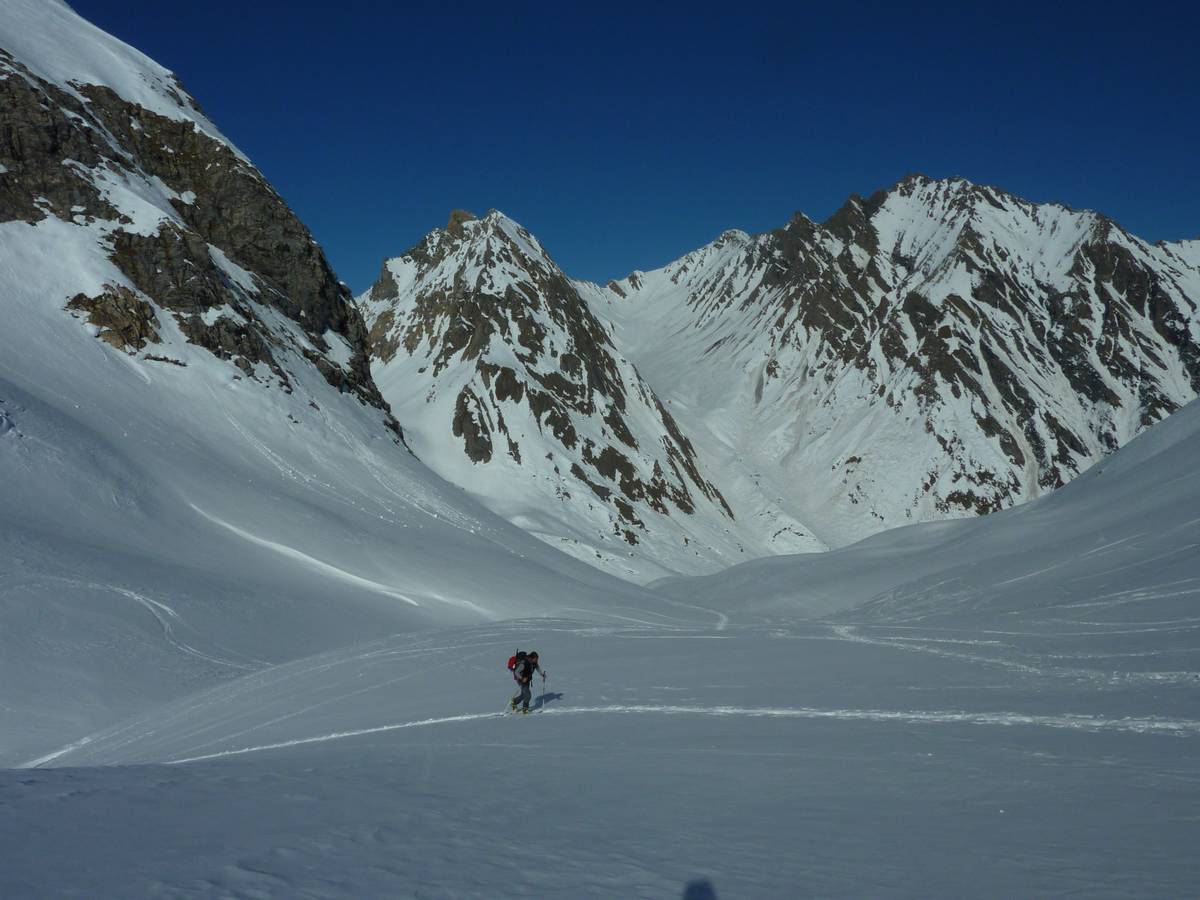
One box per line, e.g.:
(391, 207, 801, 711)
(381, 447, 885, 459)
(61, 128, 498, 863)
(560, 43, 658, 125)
(512, 681, 532, 709)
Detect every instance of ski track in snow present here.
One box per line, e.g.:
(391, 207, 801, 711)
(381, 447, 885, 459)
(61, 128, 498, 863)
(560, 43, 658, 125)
(4, 573, 260, 673)
(162, 702, 1200, 765)
(23, 735, 96, 768)
(18, 640, 522, 768)
(187, 497, 496, 617)
(826, 624, 1200, 687)
(658, 594, 730, 630)
(828, 624, 1052, 676)
(19, 618, 1198, 769)
(96, 584, 260, 672)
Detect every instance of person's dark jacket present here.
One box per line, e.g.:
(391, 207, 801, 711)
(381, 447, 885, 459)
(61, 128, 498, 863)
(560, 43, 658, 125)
(513, 656, 541, 685)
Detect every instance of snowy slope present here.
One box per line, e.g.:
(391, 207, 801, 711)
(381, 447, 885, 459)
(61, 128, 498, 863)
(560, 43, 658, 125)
(0, 2, 673, 765)
(654, 396, 1200, 629)
(8, 620, 1196, 899)
(590, 176, 1200, 551)
(359, 211, 818, 583)
(11, 400, 1198, 898)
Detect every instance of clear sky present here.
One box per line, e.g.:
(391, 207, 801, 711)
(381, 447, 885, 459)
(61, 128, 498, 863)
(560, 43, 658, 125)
(69, 0, 1199, 293)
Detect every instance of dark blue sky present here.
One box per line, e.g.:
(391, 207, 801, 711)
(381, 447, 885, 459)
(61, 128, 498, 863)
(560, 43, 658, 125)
(72, 0, 1199, 293)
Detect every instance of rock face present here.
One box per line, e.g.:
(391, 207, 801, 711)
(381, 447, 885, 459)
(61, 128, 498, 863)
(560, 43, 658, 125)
(591, 175, 1200, 548)
(359, 211, 817, 579)
(0, 0, 397, 434)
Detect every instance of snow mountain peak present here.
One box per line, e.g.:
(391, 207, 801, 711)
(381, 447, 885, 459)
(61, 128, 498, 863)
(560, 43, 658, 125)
(360, 178, 1199, 574)
(594, 177, 1200, 549)
(358, 212, 832, 580)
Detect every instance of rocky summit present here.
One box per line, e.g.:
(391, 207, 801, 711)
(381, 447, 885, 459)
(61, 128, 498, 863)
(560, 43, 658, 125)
(358, 211, 813, 581)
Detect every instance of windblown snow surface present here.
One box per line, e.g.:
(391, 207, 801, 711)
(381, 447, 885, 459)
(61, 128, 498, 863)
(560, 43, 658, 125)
(5, 403, 1199, 897)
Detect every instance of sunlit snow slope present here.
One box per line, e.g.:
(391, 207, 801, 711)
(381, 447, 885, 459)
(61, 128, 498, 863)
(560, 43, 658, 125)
(10, 617, 1196, 898)
(655, 397, 1200, 628)
(20, 387, 1200, 894)
(14, 400, 1198, 898)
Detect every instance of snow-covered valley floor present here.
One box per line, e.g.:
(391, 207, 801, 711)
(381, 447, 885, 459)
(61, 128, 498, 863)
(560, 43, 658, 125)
(3, 360, 1196, 899)
(7, 612, 1198, 898)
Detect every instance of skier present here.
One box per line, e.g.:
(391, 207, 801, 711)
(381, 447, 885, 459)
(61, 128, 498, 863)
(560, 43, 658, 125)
(508, 650, 544, 713)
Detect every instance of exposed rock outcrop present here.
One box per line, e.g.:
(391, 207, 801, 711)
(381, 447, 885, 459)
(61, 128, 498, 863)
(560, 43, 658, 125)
(359, 212, 760, 577)
(597, 175, 1200, 547)
(0, 41, 399, 436)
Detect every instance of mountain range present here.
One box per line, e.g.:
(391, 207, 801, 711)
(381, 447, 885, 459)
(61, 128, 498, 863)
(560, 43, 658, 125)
(361, 182, 1200, 579)
(3, 0, 1198, 593)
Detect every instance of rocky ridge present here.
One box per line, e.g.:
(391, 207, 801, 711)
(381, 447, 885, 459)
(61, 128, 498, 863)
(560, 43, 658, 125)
(0, 0, 398, 435)
(361, 180, 1199, 574)
(359, 211, 819, 579)
(590, 175, 1200, 548)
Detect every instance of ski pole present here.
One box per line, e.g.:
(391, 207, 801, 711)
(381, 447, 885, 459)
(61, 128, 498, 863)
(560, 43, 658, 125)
(540, 671, 547, 712)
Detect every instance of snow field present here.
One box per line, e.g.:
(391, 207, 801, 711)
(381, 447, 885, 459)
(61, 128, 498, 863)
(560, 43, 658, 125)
(8, 619, 1200, 898)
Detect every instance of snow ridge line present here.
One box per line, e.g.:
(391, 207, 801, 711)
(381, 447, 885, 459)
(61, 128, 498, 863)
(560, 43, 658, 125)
(186, 502, 422, 607)
(161, 703, 1200, 765)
